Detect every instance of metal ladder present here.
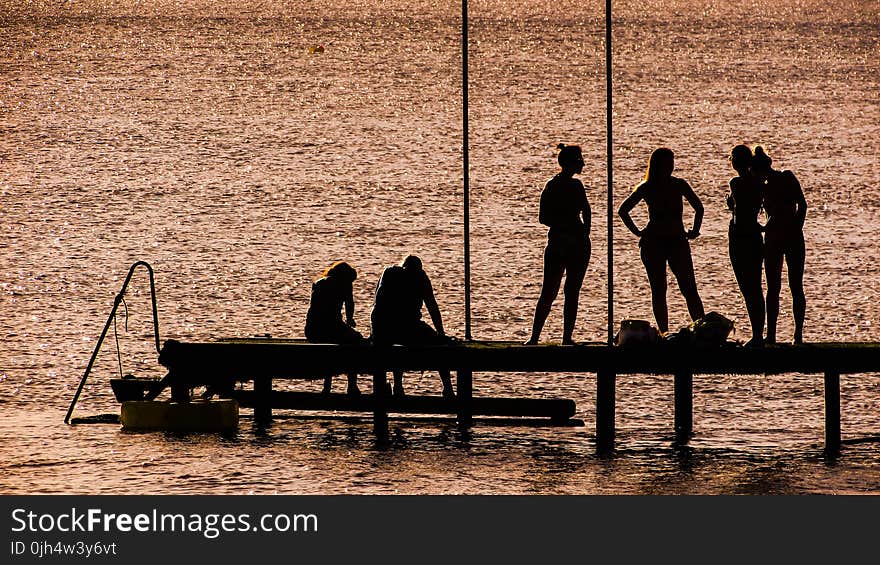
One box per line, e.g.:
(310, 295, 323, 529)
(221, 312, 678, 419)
(64, 261, 161, 424)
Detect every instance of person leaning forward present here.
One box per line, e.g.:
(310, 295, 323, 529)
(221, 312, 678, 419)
(370, 255, 455, 399)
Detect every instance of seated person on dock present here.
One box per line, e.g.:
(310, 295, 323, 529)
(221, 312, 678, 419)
(370, 255, 455, 399)
(305, 261, 365, 396)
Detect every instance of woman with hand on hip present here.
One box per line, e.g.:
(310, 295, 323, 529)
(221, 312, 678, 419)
(618, 147, 705, 334)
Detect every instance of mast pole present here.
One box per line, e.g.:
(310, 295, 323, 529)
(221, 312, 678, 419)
(605, 0, 614, 346)
(463, 0, 472, 341)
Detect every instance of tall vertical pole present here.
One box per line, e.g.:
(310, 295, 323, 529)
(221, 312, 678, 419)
(462, 0, 472, 341)
(605, 0, 614, 346)
(596, 0, 617, 453)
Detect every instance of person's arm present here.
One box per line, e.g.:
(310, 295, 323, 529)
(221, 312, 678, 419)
(726, 178, 736, 212)
(538, 184, 552, 227)
(788, 171, 807, 228)
(344, 283, 355, 326)
(422, 273, 445, 336)
(580, 182, 592, 237)
(617, 186, 645, 237)
(682, 180, 704, 239)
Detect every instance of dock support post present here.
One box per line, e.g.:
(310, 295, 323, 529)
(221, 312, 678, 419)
(254, 376, 272, 424)
(456, 369, 473, 429)
(596, 370, 615, 452)
(169, 372, 189, 404)
(674, 371, 693, 441)
(372, 372, 389, 438)
(824, 371, 840, 455)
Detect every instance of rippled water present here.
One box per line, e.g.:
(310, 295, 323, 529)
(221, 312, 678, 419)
(1, 0, 878, 494)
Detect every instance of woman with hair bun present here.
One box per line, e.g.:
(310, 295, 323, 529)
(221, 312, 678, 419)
(305, 261, 365, 396)
(752, 145, 807, 344)
(525, 143, 592, 345)
(727, 144, 765, 346)
(618, 147, 705, 334)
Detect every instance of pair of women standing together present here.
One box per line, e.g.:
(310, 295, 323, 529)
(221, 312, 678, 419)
(727, 145, 807, 345)
(527, 144, 807, 346)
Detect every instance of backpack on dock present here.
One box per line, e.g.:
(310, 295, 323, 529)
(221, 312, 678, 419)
(614, 319, 661, 347)
(665, 312, 735, 347)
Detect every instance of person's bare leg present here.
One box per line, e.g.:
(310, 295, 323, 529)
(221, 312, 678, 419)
(730, 241, 764, 345)
(765, 245, 784, 344)
(669, 241, 705, 324)
(392, 371, 404, 397)
(787, 241, 806, 344)
(562, 260, 587, 344)
(346, 373, 360, 396)
(525, 249, 564, 344)
(440, 370, 454, 399)
(744, 249, 765, 346)
(642, 245, 669, 334)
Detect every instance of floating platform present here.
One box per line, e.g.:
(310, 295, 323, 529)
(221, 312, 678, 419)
(120, 399, 239, 433)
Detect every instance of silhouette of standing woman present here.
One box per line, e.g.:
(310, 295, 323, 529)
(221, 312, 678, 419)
(525, 143, 592, 345)
(752, 146, 807, 344)
(727, 144, 765, 346)
(305, 261, 364, 396)
(618, 147, 705, 334)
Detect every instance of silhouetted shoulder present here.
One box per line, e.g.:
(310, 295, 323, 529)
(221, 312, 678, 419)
(375, 266, 404, 298)
(632, 180, 649, 196)
(671, 176, 691, 190)
(310, 276, 338, 300)
(781, 169, 802, 188)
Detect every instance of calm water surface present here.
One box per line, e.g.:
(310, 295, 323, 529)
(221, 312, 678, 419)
(1, 0, 878, 494)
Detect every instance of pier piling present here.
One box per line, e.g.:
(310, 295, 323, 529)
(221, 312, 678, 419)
(254, 376, 272, 424)
(372, 372, 389, 438)
(596, 370, 616, 452)
(456, 369, 473, 429)
(824, 371, 841, 454)
(674, 371, 694, 441)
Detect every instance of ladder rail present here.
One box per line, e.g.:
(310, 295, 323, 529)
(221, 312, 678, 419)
(64, 261, 161, 424)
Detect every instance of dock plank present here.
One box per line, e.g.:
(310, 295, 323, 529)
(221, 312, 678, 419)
(158, 339, 880, 382)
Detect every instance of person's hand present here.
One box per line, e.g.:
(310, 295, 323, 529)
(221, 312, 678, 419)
(686, 229, 700, 240)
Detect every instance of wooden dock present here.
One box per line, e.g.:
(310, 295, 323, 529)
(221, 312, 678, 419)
(155, 338, 880, 453)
